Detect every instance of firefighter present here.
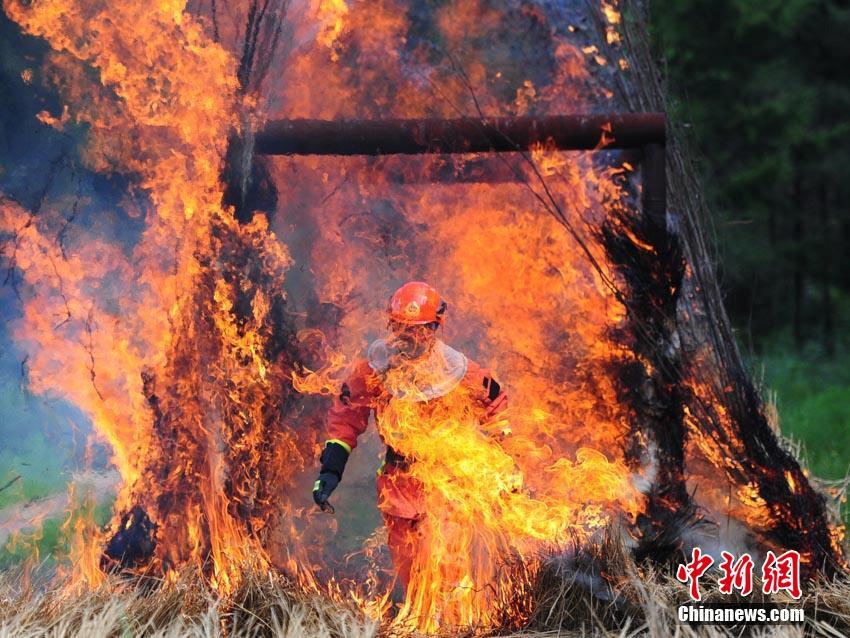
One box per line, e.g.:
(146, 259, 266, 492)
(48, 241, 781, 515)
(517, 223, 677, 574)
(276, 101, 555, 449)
(312, 281, 508, 589)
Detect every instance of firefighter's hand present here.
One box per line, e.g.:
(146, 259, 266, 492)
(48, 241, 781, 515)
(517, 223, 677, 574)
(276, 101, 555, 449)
(312, 473, 339, 511)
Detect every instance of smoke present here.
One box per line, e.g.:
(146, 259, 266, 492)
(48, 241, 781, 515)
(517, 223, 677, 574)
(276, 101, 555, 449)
(0, 12, 153, 554)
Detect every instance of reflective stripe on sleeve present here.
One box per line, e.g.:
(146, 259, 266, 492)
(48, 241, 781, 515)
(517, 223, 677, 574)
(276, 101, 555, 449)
(326, 438, 352, 454)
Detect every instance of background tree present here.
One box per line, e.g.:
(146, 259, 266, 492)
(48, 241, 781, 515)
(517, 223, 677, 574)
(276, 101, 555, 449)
(651, 0, 850, 482)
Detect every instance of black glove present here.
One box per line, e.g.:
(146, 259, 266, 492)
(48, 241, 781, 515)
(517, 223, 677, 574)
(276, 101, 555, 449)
(312, 441, 349, 510)
(313, 472, 340, 509)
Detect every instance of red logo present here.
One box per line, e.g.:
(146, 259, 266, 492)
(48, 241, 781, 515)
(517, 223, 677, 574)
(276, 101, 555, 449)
(762, 550, 802, 599)
(676, 547, 714, 601)
(677, 548, 802, 601)
(718, 551, 754, 596)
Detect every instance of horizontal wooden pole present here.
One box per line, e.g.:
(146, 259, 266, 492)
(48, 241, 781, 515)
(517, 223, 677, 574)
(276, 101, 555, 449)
(255, 113, 666, 156)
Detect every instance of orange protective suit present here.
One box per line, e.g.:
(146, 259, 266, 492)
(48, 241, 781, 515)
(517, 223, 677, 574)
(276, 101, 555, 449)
(325, 338, 508, 588)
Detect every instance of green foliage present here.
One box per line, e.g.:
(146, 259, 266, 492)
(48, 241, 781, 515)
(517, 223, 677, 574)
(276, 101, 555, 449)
(652, 0, 850, 349)
(752, 343, 850, 524)
(653, 1, 849, 524)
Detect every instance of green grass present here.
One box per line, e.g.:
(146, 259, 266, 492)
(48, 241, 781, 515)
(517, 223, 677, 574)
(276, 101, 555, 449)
(0, 374, 113, 567)
(753, 347, 850, 482)
(0, 516, 64, 568)
(0, 446, 68, 510)
(0, 381, 79, 509)
(0, 500, 113, 569)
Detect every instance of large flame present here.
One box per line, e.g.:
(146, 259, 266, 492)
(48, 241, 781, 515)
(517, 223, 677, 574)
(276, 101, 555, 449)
(376, 357, 640, 629)
(1, 0, 297, 592)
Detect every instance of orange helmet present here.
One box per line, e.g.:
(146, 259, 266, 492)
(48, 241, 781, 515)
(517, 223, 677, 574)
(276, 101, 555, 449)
(388, 281, 447, 326)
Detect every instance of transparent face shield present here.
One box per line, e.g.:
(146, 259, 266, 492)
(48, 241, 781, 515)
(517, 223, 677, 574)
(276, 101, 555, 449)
(387, 319, 440, 360)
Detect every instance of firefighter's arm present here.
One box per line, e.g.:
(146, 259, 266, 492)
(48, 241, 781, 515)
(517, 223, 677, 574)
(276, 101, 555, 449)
(463, 360, 523, 493)
(464, 360, 510, 438)
(313, 359, 374, 509)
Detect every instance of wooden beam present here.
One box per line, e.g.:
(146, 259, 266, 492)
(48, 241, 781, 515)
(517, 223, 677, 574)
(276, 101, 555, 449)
(255, 113, 666, 156)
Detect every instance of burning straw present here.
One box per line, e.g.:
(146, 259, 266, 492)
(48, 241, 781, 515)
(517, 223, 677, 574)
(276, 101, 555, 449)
(0, 554, 848, 637)
(0, 564, 375, 638)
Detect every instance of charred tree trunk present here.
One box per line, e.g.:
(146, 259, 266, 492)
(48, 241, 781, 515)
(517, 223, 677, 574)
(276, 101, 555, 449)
(100, 0, 302, 577)
(618, 0, 847, 578)
(601, 144, 698, 564)
(222, 0, 287, 223)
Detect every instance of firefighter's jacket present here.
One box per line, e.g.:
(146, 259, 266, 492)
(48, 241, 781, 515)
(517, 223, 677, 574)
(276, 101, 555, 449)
(326, 338, 508, 520)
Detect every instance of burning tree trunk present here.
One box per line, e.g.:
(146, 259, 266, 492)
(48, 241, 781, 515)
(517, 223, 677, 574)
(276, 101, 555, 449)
(99, 210, 304, 582)
(600, 143, 699, 563)
(616, 0, 846, 578)
(249, 113, 847, 580)
(88, 0, 311, 582)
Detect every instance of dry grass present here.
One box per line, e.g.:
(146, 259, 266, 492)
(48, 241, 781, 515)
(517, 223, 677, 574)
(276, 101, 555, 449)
(0, 566, 376, 638)
(516, 526, 850, 638)
(1, 542, 848, 638)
